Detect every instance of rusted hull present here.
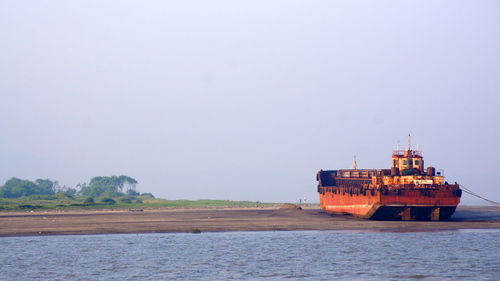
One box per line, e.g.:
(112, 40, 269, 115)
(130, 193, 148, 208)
(320, 189, 380, 219)
(319, 188, 460, 220)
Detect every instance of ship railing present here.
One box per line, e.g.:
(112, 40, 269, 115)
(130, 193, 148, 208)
(392, 150, 423, 157)
(338, 169, 378, 178)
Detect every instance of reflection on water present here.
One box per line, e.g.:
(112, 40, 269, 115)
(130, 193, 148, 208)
(1, 230, 499, 280)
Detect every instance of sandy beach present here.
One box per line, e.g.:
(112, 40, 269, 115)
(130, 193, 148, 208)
(0, 205, 499, 237)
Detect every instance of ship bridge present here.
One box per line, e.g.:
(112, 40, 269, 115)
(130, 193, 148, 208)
(391, 135, 424, 176)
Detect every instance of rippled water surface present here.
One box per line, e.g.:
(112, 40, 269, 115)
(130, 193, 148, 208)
(1, 230, 499, 280)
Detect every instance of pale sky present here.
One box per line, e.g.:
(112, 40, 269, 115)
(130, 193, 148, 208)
(1, 1, 499, 203)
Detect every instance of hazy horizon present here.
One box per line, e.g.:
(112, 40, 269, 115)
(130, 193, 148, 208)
(1, 1, 499, 204)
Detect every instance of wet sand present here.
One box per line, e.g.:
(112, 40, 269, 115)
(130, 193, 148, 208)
(0, 205, 499, 237)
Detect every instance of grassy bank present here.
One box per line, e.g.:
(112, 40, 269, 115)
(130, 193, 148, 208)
(0, 196, 276, 211)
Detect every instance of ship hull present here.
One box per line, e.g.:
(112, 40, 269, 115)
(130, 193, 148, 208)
(317, 145, 462, 221)
(319, 187, 461, 220)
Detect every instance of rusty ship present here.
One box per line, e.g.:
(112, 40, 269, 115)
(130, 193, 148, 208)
(317, 136, 462, 220)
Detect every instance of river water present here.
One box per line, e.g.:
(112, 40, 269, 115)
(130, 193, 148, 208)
(1, 229, 499, 280)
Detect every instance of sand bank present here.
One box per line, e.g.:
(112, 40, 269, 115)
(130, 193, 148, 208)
(0, 205, 499, 237)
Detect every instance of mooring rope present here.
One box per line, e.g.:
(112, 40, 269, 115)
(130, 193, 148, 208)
(459, 184, 500, 207)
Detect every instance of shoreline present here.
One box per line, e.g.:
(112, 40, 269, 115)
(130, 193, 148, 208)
(1, 205, 499, 237)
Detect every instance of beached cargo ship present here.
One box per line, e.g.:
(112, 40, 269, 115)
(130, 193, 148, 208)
(317, 137, 461, 220)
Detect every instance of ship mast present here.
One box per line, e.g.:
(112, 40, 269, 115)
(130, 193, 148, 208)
(408, 133, 411, 151)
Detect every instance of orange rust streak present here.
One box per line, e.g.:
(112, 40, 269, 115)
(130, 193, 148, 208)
(320, 191, 380, 218)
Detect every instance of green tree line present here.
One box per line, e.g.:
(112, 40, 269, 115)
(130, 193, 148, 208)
(0, 175, 146, 199)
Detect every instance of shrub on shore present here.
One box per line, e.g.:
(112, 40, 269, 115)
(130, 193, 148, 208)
(100, 197, 116, 204)
(119, 198, 132, 204)
(141, 193, 154, 198)
(28, 194, 57, 200)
